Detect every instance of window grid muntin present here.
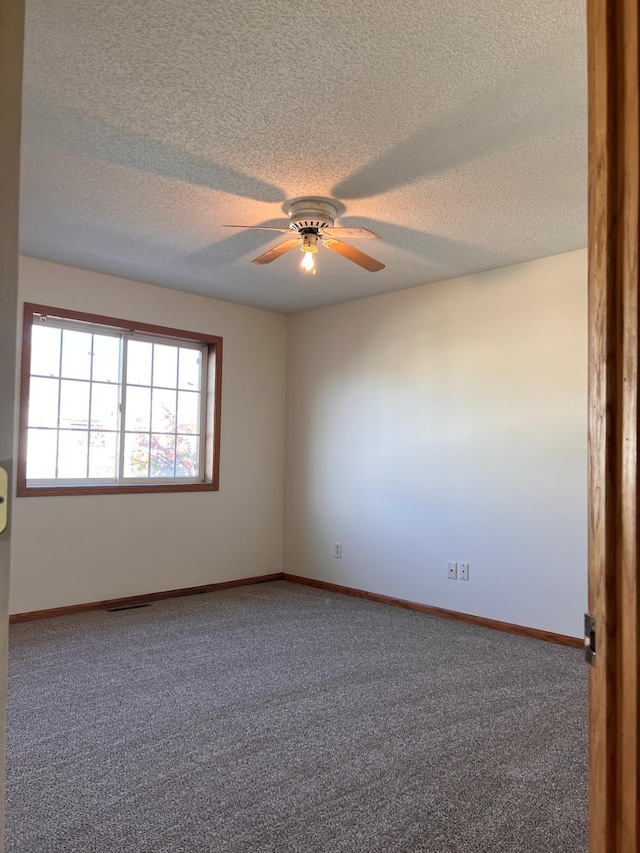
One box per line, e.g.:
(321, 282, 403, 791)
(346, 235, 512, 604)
(27, 319, 206, 487)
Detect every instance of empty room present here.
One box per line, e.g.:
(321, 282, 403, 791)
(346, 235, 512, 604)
(1, 0, 596, 850)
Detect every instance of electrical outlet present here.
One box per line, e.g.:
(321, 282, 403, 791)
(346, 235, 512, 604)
(447, 561, 457, 580)
(459, 562, 469, 581)
(334, 543, 342, 559)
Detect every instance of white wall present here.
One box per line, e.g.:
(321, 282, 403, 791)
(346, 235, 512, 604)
(10, 258, 287, 614)
(284, 250, 587, 638)
(12, 252, 588, 637)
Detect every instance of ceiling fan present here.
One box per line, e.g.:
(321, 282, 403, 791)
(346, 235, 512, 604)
(224, 197, 385, 274)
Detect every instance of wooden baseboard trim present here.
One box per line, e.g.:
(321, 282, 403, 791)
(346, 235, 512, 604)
(282, 573, 583, 649)
(9, 573, 284, 624)
(12, 572, 583, 649)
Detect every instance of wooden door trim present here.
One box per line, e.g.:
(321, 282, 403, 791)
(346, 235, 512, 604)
(0, 0, 26, 845)
(587, 0, 640, 850)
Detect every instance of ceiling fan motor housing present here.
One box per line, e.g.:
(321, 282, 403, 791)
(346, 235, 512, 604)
(285, 198, 337, 234)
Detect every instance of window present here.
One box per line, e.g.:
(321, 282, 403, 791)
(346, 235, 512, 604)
(17, 304, 222, 496)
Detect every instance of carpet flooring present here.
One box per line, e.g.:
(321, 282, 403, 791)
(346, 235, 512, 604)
(7, 580, 587, 852)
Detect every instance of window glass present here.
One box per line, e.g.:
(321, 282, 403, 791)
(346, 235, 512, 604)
(176, 435, 199, 477)
(149, 434, 175, 477)
(90, 384, 119, 431)
(88, 432, 118, 479)
(59, 380, 90, 430)
(125, 386, 151, 432)
(151, 388, 176, 433)
(31, 325, 61, 377)
(57, 430, 88, 478)
(178, 347, 201, 390)
(177, 391, 200, 434)
(124, 432, 149, 478)
(61, 330, 92, 380)
(91, 335, 120, 383)
(153, 344, 178, 388)
(28, 378, 59, 428)
(127, 340, 152, 386)
(26, 429, 57, 479)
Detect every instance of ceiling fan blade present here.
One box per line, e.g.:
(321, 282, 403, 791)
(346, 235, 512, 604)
(252, 237, 301, 265)
(322, 238, 385, 272)
(321, 227, 381, 239)
(223, 225, 293, 232)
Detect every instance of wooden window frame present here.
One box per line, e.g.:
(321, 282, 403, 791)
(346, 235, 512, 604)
(16, 303, 223, 496)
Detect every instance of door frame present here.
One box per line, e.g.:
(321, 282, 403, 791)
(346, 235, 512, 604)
(587, 0, 639, 850)
(0, 0, 25, 848)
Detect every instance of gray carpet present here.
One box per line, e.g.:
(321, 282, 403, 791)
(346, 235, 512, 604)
(7, 580, 587, 852)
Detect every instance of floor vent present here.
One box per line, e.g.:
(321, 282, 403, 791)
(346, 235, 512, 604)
(106, 603, 152, 613)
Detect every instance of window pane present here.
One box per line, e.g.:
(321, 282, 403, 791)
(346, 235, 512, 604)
(177, 391, 200, 434)
(61, 330, 92, 380)
(57, 430, 88, 478)
(88, 432, 117, 478)
(92, 334, 120, 383)
(124, 433, 149, 477)
(153, 344, 178, 388)
(125, 386, 151, 432)
(90, 384, 119, 430)
(152, 388, 176, 433)
(28, 377, 59, 428)
(59, 380, 90, 430)
(149, 434, 175, 477)
(176, 435, 199, 478)
(26, 429, 57, 479)
(31, 325, 61, 377)
(127, 340, 152, 386)
(178, 347, 201, 390)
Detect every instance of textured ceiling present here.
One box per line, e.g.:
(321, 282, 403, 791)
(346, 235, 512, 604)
(20, 0, 587, 313)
